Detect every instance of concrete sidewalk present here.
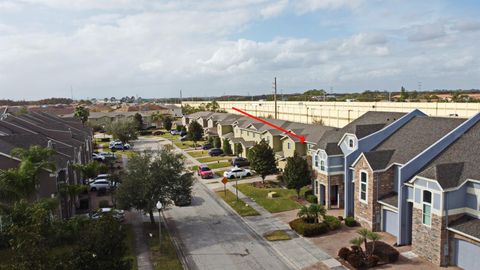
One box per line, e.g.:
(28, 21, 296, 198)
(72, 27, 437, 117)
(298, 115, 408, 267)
(128, 211, 154, 270)
(224, 184, 345, 270)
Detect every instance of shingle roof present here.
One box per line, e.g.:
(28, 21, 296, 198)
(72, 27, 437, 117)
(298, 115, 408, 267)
(379, 192, 398, 208)
(449, 215, 480, 240)
(417, 120, 480, 189)
(316, 111, 406, 155)
(366, 116, 466, 171)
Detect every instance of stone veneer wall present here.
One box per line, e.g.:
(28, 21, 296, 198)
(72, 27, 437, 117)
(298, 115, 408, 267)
(353, 156, 395, 231)
(315, 172, 344, 209)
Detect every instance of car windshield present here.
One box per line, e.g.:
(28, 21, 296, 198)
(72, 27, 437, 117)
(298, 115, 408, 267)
(201, 167, 211, 171)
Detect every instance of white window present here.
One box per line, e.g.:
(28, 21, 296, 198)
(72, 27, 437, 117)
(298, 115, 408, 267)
(349, 139, 354, 148)
(287, 142, 291, 149)
(422, 190, 432, 226)
(359, 171, 367, 203)
(320, 160, 325, 171)
(314, 155, 319, 167)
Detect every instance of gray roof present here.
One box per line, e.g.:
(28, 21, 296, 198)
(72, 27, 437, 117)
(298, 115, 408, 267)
(449, 215, 480, 240)
(365, 116, 466, 171)
(379, 192, 398, 208)
(317, 111, 406, 155)
(417, 120, 480, 189)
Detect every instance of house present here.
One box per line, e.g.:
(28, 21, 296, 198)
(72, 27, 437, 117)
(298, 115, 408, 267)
(311, 111, 407, 209)
(161, 104, 182, 117)
(0, 109, 93, 218)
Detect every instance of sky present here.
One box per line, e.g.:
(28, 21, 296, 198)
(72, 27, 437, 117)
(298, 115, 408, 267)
(1, 0, 480, 100)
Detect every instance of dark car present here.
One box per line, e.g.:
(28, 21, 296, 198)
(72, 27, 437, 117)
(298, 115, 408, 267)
(208, 148, 224, 156)
(202, 143, 213, 150)
(174, 194, 192, 206)
(180, 130, 187, 136)
(231, 157, 250, 167)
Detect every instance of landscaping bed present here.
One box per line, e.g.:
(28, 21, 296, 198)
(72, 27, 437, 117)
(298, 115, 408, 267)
(263, 230, 291, 241)
(289, 215, 341, 237)
(216, 190, 260, 216)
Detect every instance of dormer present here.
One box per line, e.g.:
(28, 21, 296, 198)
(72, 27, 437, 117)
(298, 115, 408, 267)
(339, 133, 358, 155)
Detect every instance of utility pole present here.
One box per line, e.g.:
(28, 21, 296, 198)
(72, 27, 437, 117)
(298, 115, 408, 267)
(180, 90, 182, 105)
(273, 77, 277, 119)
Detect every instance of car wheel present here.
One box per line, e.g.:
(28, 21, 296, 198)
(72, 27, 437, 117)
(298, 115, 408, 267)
(91, 187, 97, 191)
(246, 173, 251, 177)
(229, 175, 235, 179)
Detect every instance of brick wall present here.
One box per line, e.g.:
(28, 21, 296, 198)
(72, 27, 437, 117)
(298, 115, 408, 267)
(412, 208, 447, 265)
(314, 171, 344, 208)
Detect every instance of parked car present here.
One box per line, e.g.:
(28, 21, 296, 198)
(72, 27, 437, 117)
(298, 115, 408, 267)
(231, 157, 250, 167)
(109, 142, 131, 150)
(89, 179, 111, 191)
(180, 130, 187, 136)
(174, 194, 192, 206)
(197, 165, 214, 179)
(180, 135, 191, 141)
(223, 167, 253, 179)
(208, 148, 224, 156)
(87, 208, 125, 222)
(92, 153, 105, 162)
(202, 143, 213, 150)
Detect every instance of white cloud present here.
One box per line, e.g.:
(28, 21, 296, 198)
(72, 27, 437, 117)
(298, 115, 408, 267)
(294, 0, 363, 14)
(260, 0, 289, 18)
(407, 22, 446, 42)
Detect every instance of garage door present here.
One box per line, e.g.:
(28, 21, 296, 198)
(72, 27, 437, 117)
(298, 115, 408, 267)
(382, 209, 398, 237)
(455, 239, 480, 270)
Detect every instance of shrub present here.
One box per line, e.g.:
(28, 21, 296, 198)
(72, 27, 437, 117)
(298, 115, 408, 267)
(365, 255, 380, 268)
(153, 130, 164, 135)
(337, 216, 344, 221)
(347, 253, 365, 269)
(345, 216, 358, 227)
(98, 200, 110, 208)
(304, 189, 314, 197)
(289, 218, 329, 237)
(324, 215, 341, 230)
(366, 241, 399, 263)
(99, 138, 111, 142)
(338, 247, 351, 260)
(306, 194, 318, 204)
(139, 130, 152, 136)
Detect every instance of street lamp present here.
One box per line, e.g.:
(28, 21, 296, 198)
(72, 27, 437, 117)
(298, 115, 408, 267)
(156, 201, 163, 249)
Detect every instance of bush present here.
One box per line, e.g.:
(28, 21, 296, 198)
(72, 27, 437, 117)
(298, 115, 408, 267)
(324, 215, 341, 230)
(347, 253, 365, 269)
(337, 216, 344, 221)
(366, 241, 399, 263)
(345, 216, 358, 227)
(306, 194, 318, 204)
(289, 218, 329, 237)
(304, 189, 314, 197)
(139, 130, 152, 136)
(366, 255, 380, 268)
(153, 130, 164, 135)
(338, 247, 351, 260)
(99, 138, 111, 142)
(98, 200, 110, 208)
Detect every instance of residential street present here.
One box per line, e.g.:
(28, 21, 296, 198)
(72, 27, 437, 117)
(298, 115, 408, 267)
(134, 138, 293, 270)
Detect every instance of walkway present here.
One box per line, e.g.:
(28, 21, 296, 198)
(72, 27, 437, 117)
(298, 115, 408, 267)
(128, 211, 154, 270)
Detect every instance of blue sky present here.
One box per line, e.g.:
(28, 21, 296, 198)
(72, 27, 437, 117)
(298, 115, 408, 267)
(0, 0, 479, 99)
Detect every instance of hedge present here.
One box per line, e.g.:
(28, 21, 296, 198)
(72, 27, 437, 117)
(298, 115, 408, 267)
(289, 218, 329, 237)
(306, 194, 318, 204)
(344, 216, 358, 227)
(366, 241, 399, 263)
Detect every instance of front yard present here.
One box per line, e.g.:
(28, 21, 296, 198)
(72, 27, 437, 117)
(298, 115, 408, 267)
(235, 183, 309, 213)
(185, 150, 209, 158)
(191, 162, 231, 171)
(196, 156, 232, 163)
(216, 190, 260, 216)
(144, 222, 183, 270)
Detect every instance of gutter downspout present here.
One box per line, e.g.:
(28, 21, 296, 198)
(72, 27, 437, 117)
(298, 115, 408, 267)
(444, 193, 449, 266)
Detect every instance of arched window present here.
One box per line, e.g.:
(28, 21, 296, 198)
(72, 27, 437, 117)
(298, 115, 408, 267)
(359, 171, 367, 203)
(422, 190, 432, 226)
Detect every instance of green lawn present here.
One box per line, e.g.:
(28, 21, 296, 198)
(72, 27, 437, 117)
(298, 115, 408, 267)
(174, 141, 201, 149)
(185, 150, 209, 157)
(125, 224, 138, 270)
(263, 230, 291, 241)
(215, 170, 225, 177)
(144, 222, 183, 270)
(159, 132, 180, 141)
(235, 183, 309, 213)
(216, 190, 260, 216)
(191, 162, 231, 171)
(196, 156, 232, 163)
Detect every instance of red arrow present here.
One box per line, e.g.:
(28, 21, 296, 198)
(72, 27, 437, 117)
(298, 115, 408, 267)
(232, 107, 306, 143)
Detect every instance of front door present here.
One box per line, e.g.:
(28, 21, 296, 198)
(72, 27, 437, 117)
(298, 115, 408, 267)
(330, 185, 338, 206)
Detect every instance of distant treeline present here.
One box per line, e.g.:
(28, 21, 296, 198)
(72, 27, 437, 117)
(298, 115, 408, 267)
(0, 98, 73, 106)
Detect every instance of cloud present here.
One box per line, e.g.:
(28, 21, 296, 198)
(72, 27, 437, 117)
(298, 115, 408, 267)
(407, 22, 446, 42)
(294, 0, 363, 14)
(451, 20, 480, 32)
(260, 0, 289, 19)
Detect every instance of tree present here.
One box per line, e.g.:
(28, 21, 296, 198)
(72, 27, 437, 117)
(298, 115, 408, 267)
(133, 113, 143, 131)
(213, 136, 221, 148)
(234, 143, 243, 156)
(162, 116, 173, 131)
(116, 149, 192, 224)
(58, 183, 87, 218)
(400, 86, 408, 101)
(208, 136, 214, 145)
(73, 161, 107, 180)
(283, 152, 311, 197)
(150, 112, 163, 128)
(188, 121, 204, 146)
(74, 105, 89, 124)
(297, 204, 326, 223)
(247, 139, 277, 184)
(106, 119, 138, 144)
(222, 138, 232, 155)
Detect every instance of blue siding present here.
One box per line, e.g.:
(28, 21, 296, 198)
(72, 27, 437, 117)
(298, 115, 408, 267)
(414, 188, 421, 203)
(329, 167, 344, 173)
(446, 186, 467, 210)
(468, 182, 480, 189)
(466, 193, 478, 210)
(329, 156, 344, 166)
(416, 179, 427, 187)
(433, 193, 441, 210)
(428, 181, 441, 191)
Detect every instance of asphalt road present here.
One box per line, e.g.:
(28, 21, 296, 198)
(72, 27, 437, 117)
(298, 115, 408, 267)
(134, 138, 292, 270)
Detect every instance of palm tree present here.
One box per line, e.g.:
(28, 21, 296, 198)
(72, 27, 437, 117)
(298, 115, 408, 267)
(59, 183, 86, 217)
(308, 204, 326, 223)
(349, 237, 364, 255)
(357, 228, 370, 255)
(366, 231, 381, 256)
(297, 205, 310, 220)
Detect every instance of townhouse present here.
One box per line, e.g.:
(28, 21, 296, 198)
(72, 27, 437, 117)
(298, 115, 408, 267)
(0, 108, 93, 218)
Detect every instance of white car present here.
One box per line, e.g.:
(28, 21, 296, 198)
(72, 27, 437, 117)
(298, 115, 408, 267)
(97, 152, 116, 159)
(92, 153, 105, 161)
(223, 167, 253, 179)
(89, 179, 111, 191)
(87, 208, 125, 222)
